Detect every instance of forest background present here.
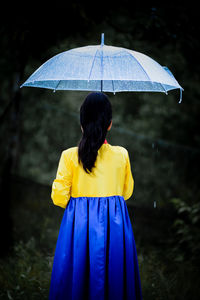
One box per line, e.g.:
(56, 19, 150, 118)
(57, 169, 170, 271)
(0, 2, 200, 299)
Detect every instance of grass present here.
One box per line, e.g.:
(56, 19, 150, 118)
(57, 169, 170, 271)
(0, 237, 52, 300)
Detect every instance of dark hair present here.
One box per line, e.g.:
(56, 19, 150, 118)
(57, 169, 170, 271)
(78, 92, 112, 173)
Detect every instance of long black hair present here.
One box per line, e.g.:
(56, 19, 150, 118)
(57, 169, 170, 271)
(78, 92, 112, 173)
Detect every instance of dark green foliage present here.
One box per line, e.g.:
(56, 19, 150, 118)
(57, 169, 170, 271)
(169, 198, 200, 263)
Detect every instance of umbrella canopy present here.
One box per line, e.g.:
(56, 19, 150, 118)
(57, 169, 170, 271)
(21, 33, 183, 102)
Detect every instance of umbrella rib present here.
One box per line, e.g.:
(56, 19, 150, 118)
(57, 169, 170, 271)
(126, 50, 153, 83)
(107, 55, 115, 93)
(88, 48, 100, 82)
(53, 80, 61, 92)
(159, 82, 168, 95)
(126, 50, 169, 94)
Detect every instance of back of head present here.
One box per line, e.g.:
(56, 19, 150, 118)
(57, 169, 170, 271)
(78, 92, 112, 173)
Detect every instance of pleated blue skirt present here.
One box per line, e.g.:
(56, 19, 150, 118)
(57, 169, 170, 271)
(49, 196, 143, 300)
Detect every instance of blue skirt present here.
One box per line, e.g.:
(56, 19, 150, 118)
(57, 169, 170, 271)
(49, 196, 143, 300)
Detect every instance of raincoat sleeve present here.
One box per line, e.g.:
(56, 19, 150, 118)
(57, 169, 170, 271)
(51, 150, 72, 209)
(122, 150, 134, 200)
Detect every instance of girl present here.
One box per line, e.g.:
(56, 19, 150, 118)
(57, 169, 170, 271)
(49, 92, 143, 300)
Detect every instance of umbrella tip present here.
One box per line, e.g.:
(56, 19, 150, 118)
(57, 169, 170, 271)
(101, 33, 104, 46)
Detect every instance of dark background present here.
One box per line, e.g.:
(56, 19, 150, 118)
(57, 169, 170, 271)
(0, 2, 200, 299)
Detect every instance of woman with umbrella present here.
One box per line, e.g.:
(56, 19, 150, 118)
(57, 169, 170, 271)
(49, 92, 143, 300)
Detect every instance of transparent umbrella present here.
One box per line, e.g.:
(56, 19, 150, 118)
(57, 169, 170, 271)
(21, 33, 184, 102)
